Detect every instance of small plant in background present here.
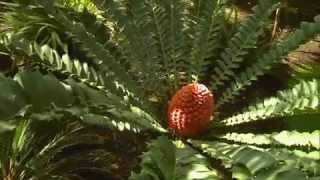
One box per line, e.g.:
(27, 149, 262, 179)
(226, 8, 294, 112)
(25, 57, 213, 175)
(0, 0, 319, 179)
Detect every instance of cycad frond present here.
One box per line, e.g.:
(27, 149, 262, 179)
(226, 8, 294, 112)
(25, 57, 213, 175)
(135, 0, 190, 91)
(101, 0, 179, 97)
(0, 2, 62, 43)
(221, 79, 320, 126)
(188, 0, 227, 80)
(58, 0, 101, 15)
(19, 39, 130, 107)
(215, 130, 320, 150)
(24, 2, 152, 109)
(289, 59, 320, 80)
(0, 71, 165, 132)
(211, 0, 280, 90)
(190, 140, 277, 175)
(217, 22, 320, 108)
(3, 30, 166, 132)
(190, 140, 316, 179)
(0, 117, 115, 180)
(54, 11, 141, 93)
(130, 136, 219, 180)
(0, 74, 27, 121)
(266, 148, 320, 176)
(0, 71, 73, 119)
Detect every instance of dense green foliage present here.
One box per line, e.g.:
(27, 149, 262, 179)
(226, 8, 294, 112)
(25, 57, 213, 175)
(0, 0, 319, 179)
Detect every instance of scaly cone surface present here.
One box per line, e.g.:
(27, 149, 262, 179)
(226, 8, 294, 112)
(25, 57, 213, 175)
(168, 83, 214, 137)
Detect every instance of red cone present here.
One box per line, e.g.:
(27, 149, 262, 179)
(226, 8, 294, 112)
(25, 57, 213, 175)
(168, 83, 214, 136)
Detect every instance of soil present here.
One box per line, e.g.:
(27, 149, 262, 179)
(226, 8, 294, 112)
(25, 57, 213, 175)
(233, 0, 320, 27)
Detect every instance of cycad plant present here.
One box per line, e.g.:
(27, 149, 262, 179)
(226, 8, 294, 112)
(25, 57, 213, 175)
(0, 0, 319, 179)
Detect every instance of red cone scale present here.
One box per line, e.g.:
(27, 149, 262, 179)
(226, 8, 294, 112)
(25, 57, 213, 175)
(168, 83, 214, 136)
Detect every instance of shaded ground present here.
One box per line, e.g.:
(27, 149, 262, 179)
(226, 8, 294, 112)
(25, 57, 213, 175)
(233, 0, 320, 27)
(66, 128, 152, 180)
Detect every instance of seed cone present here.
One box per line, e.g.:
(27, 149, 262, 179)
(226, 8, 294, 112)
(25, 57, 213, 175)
(168, 83, 214, 136)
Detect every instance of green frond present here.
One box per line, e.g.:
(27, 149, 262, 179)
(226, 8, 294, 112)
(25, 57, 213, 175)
(102, 0, 173, 97)
(58, 0, 102, 16)
(254, 166, 308, 180)
(253, 147, 320, 179)
(15, 71, 75, 111)
(107, 0, 190, 89)
(217, 22, 320, 108)
(0, 70, 165, 133)
(0, 71, 73, 121)
(0, 0, 167, 133)
(9, 37, 126, 107)
(190, 140, 277, 175)
(130, 136, 176, 180)
(211, 0, 280, 91)
(190, 140, 313, 179)
(97, 0, 194, 94)
(156, 0, 192, 88)
(147, 1, 171, 71)
(28, 41, 130, 107)
(215, 130, 320, 150)
(20, 100, 147, 133)
(73, 93, 166, 132)
(25, 97, 148, 133)
(0, 117, 113, 179)
(19, 2, 152, 109)
(0, 74, 27, 121)
(54, 80, 166, 132)
(4, 30, 166, 131)
(290, 60, 320, 80)
(82, 113, 143, 133)
(221, 79, 320, 126)
(1, 0, 108, 53)
(266, 148, 320, 176)
(53, 11, 131, 82)
(0, 2, 62, 43)
(142, 0, 183, 89)
(130, 136, 219, 180)
(189, 0, 227, 80)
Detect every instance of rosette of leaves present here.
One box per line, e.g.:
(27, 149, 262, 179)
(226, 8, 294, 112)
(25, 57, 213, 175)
(0, 0, 319, 179)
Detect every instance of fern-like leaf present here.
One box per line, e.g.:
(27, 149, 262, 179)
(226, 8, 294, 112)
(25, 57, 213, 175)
(189, 0, 227, 80)
(103, 0, 173, 97)
(217, 22, 320, 108)
(0, 71, 165, 132)
(215, 130, 320, 150)
(190, 140, 277, 175)
(130, 136, 219, 180)
(266, 148, 320, 177)
(211, 0, 280, 90)
(221, 79, 320, 126)
(27, 2, 152, 111)
(190, 140, 313, 179)
(0, 74, 28, 121)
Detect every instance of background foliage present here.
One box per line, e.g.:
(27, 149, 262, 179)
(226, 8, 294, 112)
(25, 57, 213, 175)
(0, 0, 319, 179)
